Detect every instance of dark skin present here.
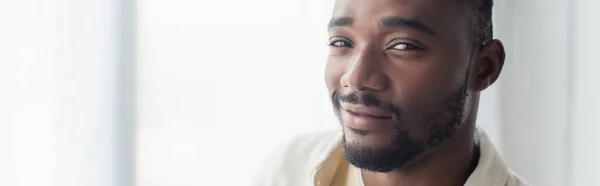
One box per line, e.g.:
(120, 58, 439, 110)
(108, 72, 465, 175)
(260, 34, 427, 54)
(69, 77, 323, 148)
(324, 0, 505, 185)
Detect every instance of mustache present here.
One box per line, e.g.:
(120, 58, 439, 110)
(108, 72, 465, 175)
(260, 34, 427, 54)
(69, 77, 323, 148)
(333, 91, 401, 118)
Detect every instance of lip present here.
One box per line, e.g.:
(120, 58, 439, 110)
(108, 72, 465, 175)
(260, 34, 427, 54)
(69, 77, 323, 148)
(340, 102, 394, 119)
(340, 103, 394, 131)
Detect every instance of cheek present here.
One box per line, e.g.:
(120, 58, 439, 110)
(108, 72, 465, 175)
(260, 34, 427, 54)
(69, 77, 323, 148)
(384, 58, 466, 138)
(393, 56, 466, 103)
(386, 68, 454, 108)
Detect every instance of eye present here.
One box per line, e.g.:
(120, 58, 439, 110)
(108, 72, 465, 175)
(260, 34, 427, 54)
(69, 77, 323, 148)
(389, 43, 425, 51)
(328, 40, 354, 48)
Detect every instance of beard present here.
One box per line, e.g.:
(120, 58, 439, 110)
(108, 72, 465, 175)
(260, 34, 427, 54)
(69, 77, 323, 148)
(332, 85, 468, 172)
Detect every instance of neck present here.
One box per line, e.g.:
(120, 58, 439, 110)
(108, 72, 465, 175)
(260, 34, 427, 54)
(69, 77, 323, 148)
(361, 121, 478, 186)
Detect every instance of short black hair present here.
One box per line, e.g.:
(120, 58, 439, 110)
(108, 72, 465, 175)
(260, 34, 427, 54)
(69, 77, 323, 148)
(463, 0, 494, 48)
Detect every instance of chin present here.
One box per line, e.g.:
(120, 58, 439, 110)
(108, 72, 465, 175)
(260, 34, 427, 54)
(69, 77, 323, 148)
(342, 124, 430, 172)
(343, 126, 396, 149)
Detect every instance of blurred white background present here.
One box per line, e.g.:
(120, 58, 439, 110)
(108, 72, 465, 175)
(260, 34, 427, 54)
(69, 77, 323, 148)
(1, 0, 599, 186)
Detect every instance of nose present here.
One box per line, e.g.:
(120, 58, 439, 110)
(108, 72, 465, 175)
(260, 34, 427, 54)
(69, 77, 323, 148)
(340, 49, 388, 92)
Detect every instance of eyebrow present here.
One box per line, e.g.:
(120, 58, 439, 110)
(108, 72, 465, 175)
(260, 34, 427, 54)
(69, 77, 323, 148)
(380, 16, 436, 37)
(328, 16, 437, 37)
(328, 17, 353, 29)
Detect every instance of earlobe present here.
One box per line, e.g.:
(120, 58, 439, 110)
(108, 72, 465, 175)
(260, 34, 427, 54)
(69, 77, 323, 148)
(473, 39, 505, 91)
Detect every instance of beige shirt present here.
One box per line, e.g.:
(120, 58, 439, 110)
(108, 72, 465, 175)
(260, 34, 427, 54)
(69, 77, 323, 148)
(329, 152, 361, 186)
(253, 128, 530, 186)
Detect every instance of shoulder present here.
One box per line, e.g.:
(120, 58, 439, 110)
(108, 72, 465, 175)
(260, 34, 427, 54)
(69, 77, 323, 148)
(252, 130, 342, 186)
(506, 170, 532, 186)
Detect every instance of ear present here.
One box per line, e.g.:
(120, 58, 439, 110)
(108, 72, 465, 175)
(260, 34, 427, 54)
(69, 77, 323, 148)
(472, 39, 505, 91)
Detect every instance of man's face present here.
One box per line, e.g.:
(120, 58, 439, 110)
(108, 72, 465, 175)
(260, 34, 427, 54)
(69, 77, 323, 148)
(325, 0, 475, 172)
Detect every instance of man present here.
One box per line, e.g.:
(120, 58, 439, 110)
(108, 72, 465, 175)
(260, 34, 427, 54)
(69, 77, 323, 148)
(254, 0, 529, 185)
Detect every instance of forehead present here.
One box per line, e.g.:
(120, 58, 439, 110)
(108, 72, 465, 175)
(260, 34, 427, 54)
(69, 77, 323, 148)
(331, 0, 465, 35)
(333, 0, 460, 17)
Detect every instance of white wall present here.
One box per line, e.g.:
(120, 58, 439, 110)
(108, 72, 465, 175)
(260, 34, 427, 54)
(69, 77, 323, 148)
(495, 0, 600, 185)
(571, 0, 600, 185)
(56, 0, 135, 185)
(496, 0, 571, 185)
(0, 1, 60, 185)
(0, 0, 134, 185)
(136, 1, 336, 185)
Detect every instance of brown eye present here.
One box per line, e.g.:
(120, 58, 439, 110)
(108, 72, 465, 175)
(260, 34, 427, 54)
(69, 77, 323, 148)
(390, 43, 425, 51)
(328, 40, 353, 48)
